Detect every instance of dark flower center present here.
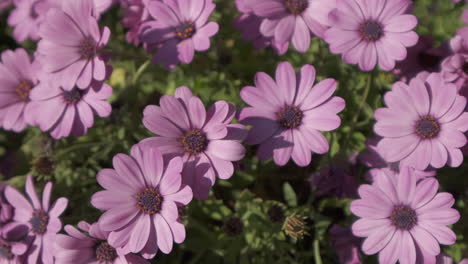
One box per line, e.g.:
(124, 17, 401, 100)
(135, 187, 163, 214)
(95, 241, 117, 262)
(79, 37, 96, 60)
(284, 215, 308, 239)
(415, 115, 440, 139)
(180, 129, 208, 155)
(277, 105, 303, 128)
(284, 0, 308, 14)
(0, 244, 13, 260)
(462, 62, 468, 75)
(30, 210, 49, 234)
(390, 205, 417, 230)
(224, 217, 244, 236)
(418, 52, 442, 70)
(175, 21, 196, 39)
(15, 80, 33, 101)
(360, 21, 384, 41)
(62, 89, 83, 104)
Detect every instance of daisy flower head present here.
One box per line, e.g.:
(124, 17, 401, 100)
(91, 144, 192, 259)
(37, 0, 111, 90)
(4, 175, 68, 264)
(329, 225, 361, 264)
(441, 33, 468, 90)
(26, 78, 112, 139)
(324, 0, 419, 71)
(55, 221, 148, 264)
(351, 167, 460, 263)
(375, 73, 468, 171)
(121, 0, 150, 46)
(239, 62, 345, 167)
(140, 0, 219, 70)
(141, 86, 247, 200)
(247, 0, 336, 53)
(0, 48, 39, 132)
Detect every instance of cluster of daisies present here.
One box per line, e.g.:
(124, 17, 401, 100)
(0, 0, 468, 263)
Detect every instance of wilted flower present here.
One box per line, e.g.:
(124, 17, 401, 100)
(329, 225, 361, 264)
(283, 215, 308, 239)
(223, 217, 244, 236)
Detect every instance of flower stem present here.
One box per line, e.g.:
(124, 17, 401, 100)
(314, 239, 322, 264)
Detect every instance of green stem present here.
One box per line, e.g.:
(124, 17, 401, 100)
(54, 142, 106, 158)
(314, 239, 322, 264)
(132, 60, 151, 85)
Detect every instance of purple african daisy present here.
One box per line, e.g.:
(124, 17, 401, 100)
(140, 0, 219, 69)
(394, 36, 450, 82)
(37, 0, 111, 90)
(375, 73, 468, 171)
(329, 225, 361, 264)
(55, 221, 148, 264)
(234, 0, 288, 54)
(0, 235, 28, 264)
(4, 175, 68, 264)
(91, 144, 192, 259)
(239, 62, 345, 167)
(141, 86, 247, 200)
(324, 0, 419, 71)
(26, 79, 112, 139)
(0, 185, 13, 229)
(7, 0, 58, 43)
(359, 137, 436, 182)
(0, 49, 39, 132)
(351, 167, 460, 263)
(248, 0, 335, 52)
(441, 34, 468, 90)
(121, 0, 150, 46)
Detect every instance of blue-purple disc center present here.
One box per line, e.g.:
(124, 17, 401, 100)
(284, 0, 308, 14)
(181, 129, 208, 154)
(176, 21, 196, 39)
(30, 210, 49, 234)
(360, 21, 383, 41)
(390, 205, 417, 230)
(95, 241, 117, 262)
(415, 115, 440, 139)
(135, 187, 163, 214)
(278, 105, 303, 129)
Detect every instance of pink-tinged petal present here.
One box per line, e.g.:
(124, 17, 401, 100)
(300, 78, 337, 110)
(91, 190, 132, 210)
(361, 224, 395, 254)
(147, 1, 180, 27)
(408, 78, 430, 116)
(350, 199, 392, 219)
(169, 220, 186, 244)
(396, 167, 416, 204)
(154, 214, 173, 254)
(260, 18, 280, 37)
(113, 154, 146, 188)
(352, 218, 391, 237)
(107, 219, 137, 248)
(177, 39, 195, 64)
(438, 129, 467, 149)
(207, 154, 234, 180)
(419, 221, 457, 245)
(411, 178, 438, 209)
(298, 126, 329, 154)
(76, 101, 94, 128)
(377, 34, 407, 62)
(301, 12, 326, 37)
(99, 204, 139, 231)
(418, 193, 454, 212)
(206, 140, 245, 161)
(274, 15, 295, 44)
(93, 58, 106, 81)
(379, 0, 411, 22)
(295, 64, 316, 103)
(99, 27, 111, 46)
(427, 74, 457, 119)
(409, 225, 440, 256)
(159, 95, 190, 131)
(374, 121, 414, 138)
(188, 96, 206, 129)
(373, 172, 399, 204)
(398, 231, 417, 264)
(275, 61, 296, 105)
(377, 135, 420, 163)
(205, 101, 230, 128)
(240, 108, 279, 144)
(358, 184, 393, 209)
(384, 15, 417, 33)
(240, 86, 278, 112)
(129, 214, 151, 253)
(143, 105, 183, 138)
(400, 139, 431, 171)
(430, 140, 448, 169)
(256, 133, 293, 162)
(418, 209, 460, 226)
(161, 200, 178, 221)
(193, 22, 218, 51)
(254, 71, 283, 106)
(49, 197, 68, 218)
(291, 129, 311, 167)
(447, 112, 468, 132)
(252, 0, 286, 17)
(42, 182, 53, 212)
(25, 175, 41, 209)
(327, 8, 360, 30)
(375, 40, 396, 71)
(76, 61, 93, 89)
(447, 148, 463, 167)
(165, 185, 192, 205)
(51, 105, 76, 139)
(139, 224, 158, 259)
(142, 147, 164, 187)
(359, 42, 377, 71)
(174, 86, 193, 102)
(273, 130, 294, 166)
(160, 158, 183, 196)
(291, 16, 310, 53)
(97, 169, 138, 193)
(5, 186, 32, 212)
(325, 27, 362, 54)
(439, 96, 467, 124)
(378, 230, 401, 264)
